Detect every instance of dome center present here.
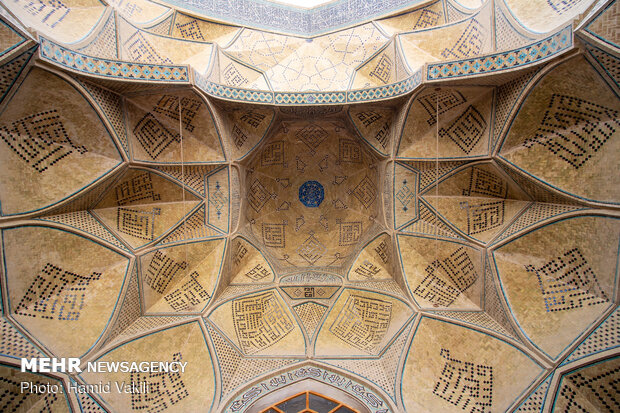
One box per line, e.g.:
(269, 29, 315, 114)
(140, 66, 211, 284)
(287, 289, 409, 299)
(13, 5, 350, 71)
(298, 180, 324, 208)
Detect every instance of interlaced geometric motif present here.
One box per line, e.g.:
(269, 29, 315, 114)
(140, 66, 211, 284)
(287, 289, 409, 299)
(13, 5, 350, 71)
(21, 0, 69, 28)
(117, 207, 161, 240)
(462, 168, 507, 198)
(262, 223, 286, 248)
(339, 139, 362, 163)
(439, 106, 487, 154)
(144, 251, 188, 294)
(547, 0, 580, 14)
(413, 9, 442, 29)
(261, 141, 285, 166)
(244, 264, 271, 281)
(369, 54, 392, 84)
(330, 295, 392, 353)
(163, 272, 210, 311)
(440, 19, 485, 60)
(115, 172, 161, 205)
(223, 63, 248, 87)
(297, 123, 328, 154)
(240, 111, 266, 128)
(433, 348, 493, 412)
(555, 357, 620, 412)
(130, 352, 188, 413)
(232, 291, 294, 354)
(460, 201, 504, 235)
(525, 247, 609, 312)
(0, 374, 60, 411)
(352, 176, 377, 208)
(297, 233, 326, 265)
(0, 109, 88, 172)
(175, 20, 205, 41)
(248, 179, 271, 212)
(523, 94, 619, 169)
(152, 95, 202, 133)
(133, 113, 181, 160)
(124, 32, 172, 65)
(418, 90, 467, 126)
(338, 220, 363, 246)
(14, 263, 101, 321)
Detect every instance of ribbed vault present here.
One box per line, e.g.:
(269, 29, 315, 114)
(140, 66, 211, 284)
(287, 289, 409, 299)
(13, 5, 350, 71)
(0, 0, 618, 412)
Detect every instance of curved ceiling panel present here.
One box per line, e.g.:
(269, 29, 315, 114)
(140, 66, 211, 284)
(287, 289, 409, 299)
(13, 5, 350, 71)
(170, 12, 240, 45)
(218, 105, 275, 160)
(398, 2, 493, 71)
(229, 236, 276, 284)
(348, 106, 395, 156)
(500, 56, 620, 204)
(348, 233, 394, 281)
(0, 20, 26, 58)
(504, 0, 591, 33)
(207, 289, 306, 357)
(91, 168, 201, 249)
(493, 215, 618, 359)
(81, 321, 215, 412)
(402, 317, 543, 412)
(376, 1, 446, 36)
(0, 67, 122, 216)
(585, 0, 620, 48)
(314, 288, 413, 357)
(139, 238, 225, 314)
(226, 23, 389, 92)
(397, 234, 484, 310)
(126, 91, 225, 164)
(421, 162, 531, 243)
(398, 86, 494, 160)
(4, 0, 106, 44)
(0, 364, 71, 411)
(2, 225, 130, 357)
(117, 18, 213, 73)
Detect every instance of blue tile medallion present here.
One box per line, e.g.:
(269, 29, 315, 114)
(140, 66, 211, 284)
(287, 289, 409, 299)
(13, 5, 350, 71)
(299, 181, 324, 207)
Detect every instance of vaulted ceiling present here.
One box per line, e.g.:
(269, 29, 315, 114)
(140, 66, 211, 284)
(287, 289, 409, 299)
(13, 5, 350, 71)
(0, 0, 618, 412)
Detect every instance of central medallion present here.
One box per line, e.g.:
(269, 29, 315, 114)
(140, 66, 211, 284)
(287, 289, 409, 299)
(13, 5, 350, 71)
(299, 180, 324, 207)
